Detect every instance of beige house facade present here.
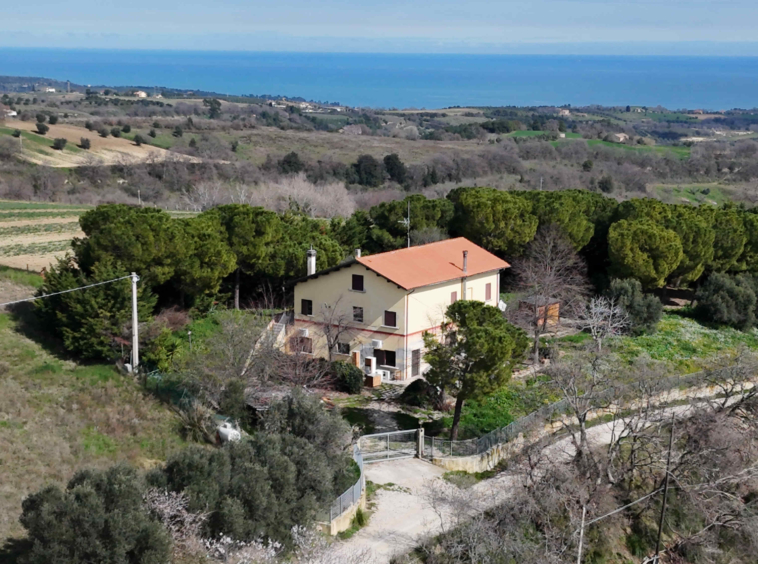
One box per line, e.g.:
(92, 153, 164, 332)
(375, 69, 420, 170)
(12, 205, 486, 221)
(288, 238, 509, 382)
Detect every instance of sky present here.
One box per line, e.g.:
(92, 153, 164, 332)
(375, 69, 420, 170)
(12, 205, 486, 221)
(2, 0, 758, 54)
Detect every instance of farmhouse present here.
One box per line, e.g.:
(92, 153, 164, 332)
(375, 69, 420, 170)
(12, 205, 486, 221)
(134, 91, 148, 98)
(289, 238, 508, 383)
(0, 105, 17, 118)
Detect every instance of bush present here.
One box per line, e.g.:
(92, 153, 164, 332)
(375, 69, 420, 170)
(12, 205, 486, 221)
(606, 278, 663, 334)
(80, 137, 91, 150)
(84, 120, 93, 130)
(122, 124, 131, 133)
(35, 113, 46, 123)
(52, 138, 67, 150)
(399, 378, 442, 408)
(695, 273, 757, 330)
(173, 126, 183, 137)
(148, 128, 157, 138)
(12, 129, 21, 138)
(333, 361, 364, 394)
(18, 465, 171, 564)
(134, 134, 148, 146)
(48, 114, 58, 125)
(35, 123, 49, 135)
(98, 127, 109, 138)
(111, 127, 122, 138)
(155, 392, 353, 546)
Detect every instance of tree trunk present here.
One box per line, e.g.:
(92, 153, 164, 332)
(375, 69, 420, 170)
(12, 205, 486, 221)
(450, 395, 465, 441)
(234, 267, 240, 310)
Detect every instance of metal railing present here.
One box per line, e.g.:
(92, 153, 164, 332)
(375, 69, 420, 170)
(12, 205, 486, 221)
(328, 443, 364, 522)
(426, 370, 709, 459)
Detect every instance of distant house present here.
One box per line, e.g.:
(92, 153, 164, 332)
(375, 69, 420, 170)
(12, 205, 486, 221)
(43, 87, 56, 93)
(289, 238, 509, 384)
(0, 105, 17, 118)
(558, 109, 571, 117)
(609, 133, 630, 144)
(692, 109, 704, 115)
(134, 91, 148, 98)
(154, 93, 163, 99)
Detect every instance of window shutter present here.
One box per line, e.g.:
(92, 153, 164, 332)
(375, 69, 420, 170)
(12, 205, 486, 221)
(451, 291, 457, 304)
(485, 283, 492, 301)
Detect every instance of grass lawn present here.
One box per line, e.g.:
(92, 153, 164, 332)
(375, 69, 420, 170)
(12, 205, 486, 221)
(583, 139, 691, 159)
(655, 183, 730, 206)
(0, 265, 44, 288)
(556, 312, 758, 372)
(0, 309, 185, 540)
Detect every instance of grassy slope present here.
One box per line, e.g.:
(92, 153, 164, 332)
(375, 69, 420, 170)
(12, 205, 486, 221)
(0, 280, 185, 539)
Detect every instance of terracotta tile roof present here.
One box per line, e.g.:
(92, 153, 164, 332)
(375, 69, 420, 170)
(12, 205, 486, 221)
(357, 237, 509, 290)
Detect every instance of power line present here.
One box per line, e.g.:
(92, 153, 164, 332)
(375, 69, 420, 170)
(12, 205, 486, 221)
(0, 275, 133, 308)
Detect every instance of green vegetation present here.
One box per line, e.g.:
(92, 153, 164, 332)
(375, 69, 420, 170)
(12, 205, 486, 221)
(0, 265, 45, 288)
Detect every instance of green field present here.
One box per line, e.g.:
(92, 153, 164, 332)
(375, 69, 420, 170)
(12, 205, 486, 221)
(0, 307, 185, 539)
(0, 127, 82, 154)
(655, 183, 730, 206)
(584, 139, 691, 158)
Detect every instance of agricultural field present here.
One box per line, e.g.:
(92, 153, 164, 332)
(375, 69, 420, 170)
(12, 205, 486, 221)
(0, 201, 87, 271)
(655, 183, 733, 205)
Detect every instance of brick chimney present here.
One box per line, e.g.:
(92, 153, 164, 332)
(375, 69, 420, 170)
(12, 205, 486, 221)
(463, 250, 468, 274)
(306, 247, 316, 276)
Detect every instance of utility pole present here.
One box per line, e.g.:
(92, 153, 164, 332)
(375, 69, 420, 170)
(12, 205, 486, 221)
(398, 199, 411, 248)
(131, 272, 140, 373)
(653, 415, 676, 564)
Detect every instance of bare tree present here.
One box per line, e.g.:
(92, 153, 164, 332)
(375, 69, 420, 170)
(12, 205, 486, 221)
(580, 296, 630, 352)
(509, 224, 590, 361)
(316, 295, 356, 362)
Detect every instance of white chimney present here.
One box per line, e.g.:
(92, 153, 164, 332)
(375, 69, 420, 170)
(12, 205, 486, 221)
(306, 247, 316, 276)
(463, 250, 468, 274)
(355, 248, 361, 258)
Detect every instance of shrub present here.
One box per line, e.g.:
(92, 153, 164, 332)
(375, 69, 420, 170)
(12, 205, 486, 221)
(98, 127, 109, 138)
(35, 123, 49, 135)
(173, 126, 183, 137)
(695, 272, 757, 330)
(80, 137, 91, 150)
(606, 278, 663, 334)
(134, 134, 148, 146)
(399, 378, 442, 408)
(84, 120, 93, 130)
(35, 112, 46, 123)
(148, 128, 157, 138)
(18, 465, 171, 564)
(152, 121, 161, 128)
(110, 127, 122, 138)
(122, 124, 131, 133)
(333, 361, 364, 394)
(12, 129, 21, 138)
(48, 114, 58, 125)
(52, 138, 67, 150)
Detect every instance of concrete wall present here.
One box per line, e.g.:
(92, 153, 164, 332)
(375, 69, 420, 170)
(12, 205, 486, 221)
(321, 486, 367, 536)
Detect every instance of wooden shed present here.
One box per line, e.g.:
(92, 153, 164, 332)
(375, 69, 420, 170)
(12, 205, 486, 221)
(518, 296, 560, 328)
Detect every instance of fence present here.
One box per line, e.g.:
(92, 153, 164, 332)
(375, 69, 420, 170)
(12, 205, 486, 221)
(327, 443, 364, 522)
(424, 369, 709, 459)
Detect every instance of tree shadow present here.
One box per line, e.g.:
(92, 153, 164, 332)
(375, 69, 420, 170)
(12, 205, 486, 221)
(0, 537, 31, 564)
(7, 302, 71, 360)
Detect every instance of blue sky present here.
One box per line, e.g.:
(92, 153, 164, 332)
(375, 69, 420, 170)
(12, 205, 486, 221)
(2, 0, 758, 54)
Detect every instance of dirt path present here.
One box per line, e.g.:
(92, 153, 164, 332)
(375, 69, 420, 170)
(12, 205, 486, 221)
(0, 251, 69, 271)
(0, 232, 82, 246)
(0, 218, 81, 227)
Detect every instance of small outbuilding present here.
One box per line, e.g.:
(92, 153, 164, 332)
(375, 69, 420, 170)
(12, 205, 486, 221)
(518, 296, 561, 328)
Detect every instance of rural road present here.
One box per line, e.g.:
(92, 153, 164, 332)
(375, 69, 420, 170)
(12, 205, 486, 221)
(336, 403, 697, 563)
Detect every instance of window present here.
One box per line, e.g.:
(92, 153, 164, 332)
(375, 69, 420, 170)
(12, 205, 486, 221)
(351, 274, 364, 291)
(375, 349, 396, 368)
(336, 342, 351, 355)
(384, 310, 397, 328)
(485, 283, 492, 301)
(301, 299, 313, 316)
(353, 306, 364, 322)
(411, 349, 421, 377)
(293, 336, 313, 354)
(451, 291, 457, 304)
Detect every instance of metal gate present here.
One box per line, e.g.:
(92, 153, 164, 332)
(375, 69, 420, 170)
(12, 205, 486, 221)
(359, 430, 418, 463)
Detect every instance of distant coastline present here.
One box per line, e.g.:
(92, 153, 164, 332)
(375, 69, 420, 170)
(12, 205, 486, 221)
(1, 48, 758, 110)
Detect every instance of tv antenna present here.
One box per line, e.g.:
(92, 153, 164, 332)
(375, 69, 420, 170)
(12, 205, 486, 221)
(398, 199, 411, 248)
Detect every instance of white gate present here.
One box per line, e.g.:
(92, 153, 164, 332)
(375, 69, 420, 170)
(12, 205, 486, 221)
(358, 430, 418, 463)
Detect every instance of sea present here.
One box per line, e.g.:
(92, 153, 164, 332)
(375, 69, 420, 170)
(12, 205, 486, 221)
(1, 48, 758, 110)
